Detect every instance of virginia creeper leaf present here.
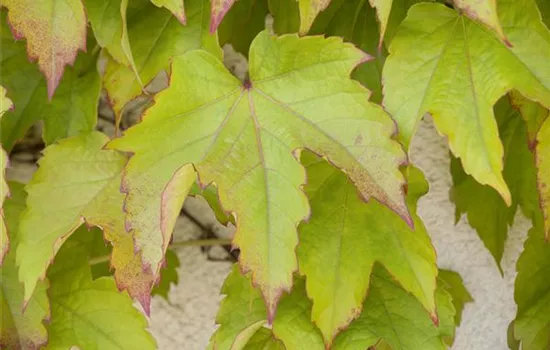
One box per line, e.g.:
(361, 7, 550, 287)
(3, 0, 87, 98)
(109, 31, 409, 318)
(45, 236, 156, 349)
(0, 86, 14, 264)
(438, 269, 473, 326)
(150, 0, 186, 24)
(210, 0, 237, 32)
(513, 217, 550, 350)
(151, 249, 181, 301)
(84, 0, 141, 85)
(332, 267, 456, 350)
(536, 117, 550, 238)
(451, 97, 537, 267)
(218, 0, 269, 56)
(453, 0, 507, 43)
(1, 182, 49, 349)
(103, 0, 222, 123)
(15, 132, 163, 313)
(384, 1, 550, 205)
(509, 91, 549, 148)
(297, 0, 331, 34)
(297, 154, 437, 344)
(243, 328, 285, 350)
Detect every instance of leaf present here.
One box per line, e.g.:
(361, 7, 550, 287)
(210, 0, 237, 32)
(1, 182, 49, 349)
(451, 97, 537, 267)
(189, 183, 233, 225)
(243, 328, 285, 350)
(383, 1, 550, 205)
(536, 117, 550, 238)
(0, 86, 14, 264)
(103, 0, 222, 123)
(84, 0, 140, 85)
(297, 153, 437, 344)
(509, 91, 549, 148)
(332, 266, 455, 350)
(513, 218, 550, 350)
(298, 0, 331, 34)
(151, 248, 181, 301)
(109, 31, 409, 318)
(453, 0, 507, 43)
(368, 0, 392, 45)
(150, 0, 186, 24)
(3, 0, 87, 98)
(45, 235, 156, 349)
(438, 269, 473, 326)
(218, 0, 269, 56)
(15, 132, 168, 313)
(268, 0, 300, 34)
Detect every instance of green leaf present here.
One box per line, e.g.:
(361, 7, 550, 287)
(383, 1, 550, 205)
(243, 328, 285, 350)
(103, 0, 222, 122)
(45, 235, 156, 349)
(268, 0, 300, 34)
(210, 0, 237, 32)
(151, 249, 181, 301)
(189, 183, 233, 225)
(16, 132, 167, 313)
(218, 0, 269, 56)
(509, 91, 549, 148)
(0, 86, 14, 264)
(536, 117, 550, 237)
(332, 266, 455, 350)
(1, 182, 49, 349)
(513, 218, 550, 350)
(451, 97, 537, 267)
(2, 0, 87, 98)
(453, 0, 507, 42)
(438, 269, 473, 326)
(297, 0, 331, 34)
(109, 31, 409, 318)
(150, 0, 186, 23)
(84, 0, 141, 86)
(297, 154, 437, 344)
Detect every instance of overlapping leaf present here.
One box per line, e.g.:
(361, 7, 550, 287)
(151, 0, 186, 23)
(103, 0, 222, 122)
(15, 132, 169, 313)
(0, 16, 101, 149)
(297, 154, 437, 344)
(536, 118, 550, 237)
(1, 182, 49, 349)
(2, 0, 87, 98)
(384, 1, 550, 205)
(210, 264, 455, 350)
(451, 97, 538, 267)
(45, 235, 156, 349)
(438, 269, 473, 327)
(0, 86, 13, 264)
(109, 31, 409, 318)
(509, 91, 548, 148)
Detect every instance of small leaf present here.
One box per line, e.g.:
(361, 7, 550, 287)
(218, 0, 269, 56)
(45, 236, 156, 349)
(103, 0, 222, 124)
(150, 0, 186, 24)
(152, 249, 181, 301)
(1, 182, 49, 349)
(0, 86, 14, 264)
(438, 269, 473, 326)
(451, 97, 538, 267)
(536, 117, 550, 238)
(3, 0, 87, 98)
(297, 154, 437, 344)
(298, 0, 332, 34)
(453, 0, 507, 43)
(384, 1, 550, 206)
(109, 31, 409, 318)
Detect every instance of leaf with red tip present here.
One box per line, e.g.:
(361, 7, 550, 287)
(3, 0, 87, 98)
(210, 0, 237, 33)
(1, 182, 49, 350)
(109, 31, 409, 319)
(297, 154, 437, 345)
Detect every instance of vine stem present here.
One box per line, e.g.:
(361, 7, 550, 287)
(88, 238, 233, 266)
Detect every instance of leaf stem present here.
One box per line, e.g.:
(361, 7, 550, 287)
(88, 238, 233, 266)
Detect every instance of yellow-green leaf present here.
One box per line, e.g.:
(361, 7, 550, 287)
(1, 182, 49, 349)
(103, 0, 222, 124)
(298, 0, 331, 34)
(298, 154, 437, 344)
(3, 0, 87, 98)
(0, 86, 13, 264)
(109, 31, 409, 318)
(536, 118, 550, 237)
(383, 1, 550, 206)
(210, 0, 237, 32)
(151, 0, 186, 23)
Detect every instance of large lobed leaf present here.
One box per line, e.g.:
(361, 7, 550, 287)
(383, 1, 550, 205)
(1, 182, 49, 349)
(108, 31, 409, 318)
(2, 0, 87, 98)
(298, 154, 437, 344)
(16, 132, 170, 313)
(209, 264, 456, 350)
